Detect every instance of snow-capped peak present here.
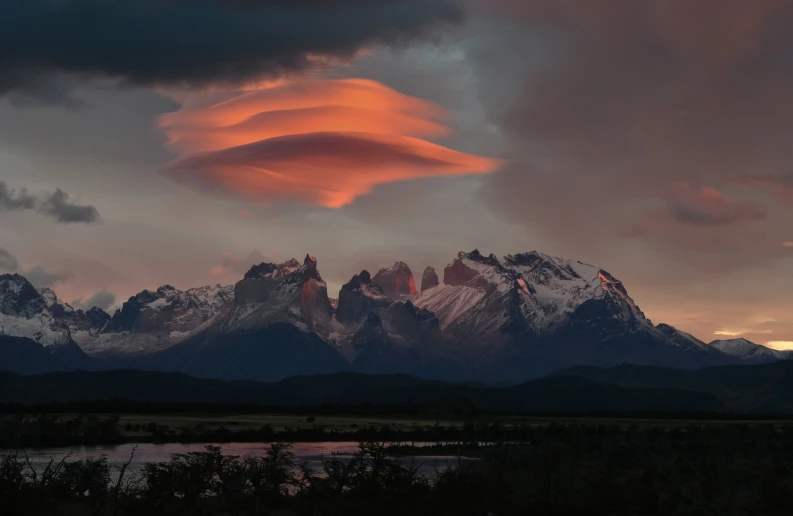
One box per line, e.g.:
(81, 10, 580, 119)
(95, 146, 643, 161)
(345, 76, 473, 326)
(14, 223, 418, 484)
(415, 249, 651, 337)
(0, 274, 72, 346)
(709, 338, 786, 361)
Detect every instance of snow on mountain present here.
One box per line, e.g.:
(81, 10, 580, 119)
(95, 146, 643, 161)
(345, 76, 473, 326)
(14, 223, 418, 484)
(502, 251, 650, 333)
(0, 274, 74, 346)
(75, 283, 234, 356)
(709, 338, 788, 362)
(413, 249, 656, 349)
(215, 255, 333, 336)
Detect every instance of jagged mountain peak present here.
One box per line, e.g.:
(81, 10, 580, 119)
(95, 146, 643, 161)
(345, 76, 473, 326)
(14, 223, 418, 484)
(300, 254, 322, 281)
(100, 282, 234, 345)
(421, 266, 439, 292)
(341, 270, 376, 291)
(417, 248, 652, 340)
(244, 258, 301, 280)
(0, 274, 72, 346)
(337, 270, 391, 323)
(372, 261, 417, 300)
(1, 274, 49, 317)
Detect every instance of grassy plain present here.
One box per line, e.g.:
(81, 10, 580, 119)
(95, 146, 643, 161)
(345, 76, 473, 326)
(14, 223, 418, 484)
(92, 412, 793, 438)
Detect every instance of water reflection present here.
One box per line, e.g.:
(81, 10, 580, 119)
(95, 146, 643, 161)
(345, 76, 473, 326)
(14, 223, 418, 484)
(12, 442, 476, 479)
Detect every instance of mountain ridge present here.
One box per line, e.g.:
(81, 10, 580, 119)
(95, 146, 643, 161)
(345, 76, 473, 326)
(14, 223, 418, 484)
(0, 249, 781, 383)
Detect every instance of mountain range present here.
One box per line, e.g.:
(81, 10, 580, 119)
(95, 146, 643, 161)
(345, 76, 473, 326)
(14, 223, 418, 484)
(1, 249, 789, 383)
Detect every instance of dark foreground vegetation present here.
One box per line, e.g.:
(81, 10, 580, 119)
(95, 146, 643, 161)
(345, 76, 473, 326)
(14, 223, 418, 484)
(6, 423, 793, 515)
(5, 359, 793, 414)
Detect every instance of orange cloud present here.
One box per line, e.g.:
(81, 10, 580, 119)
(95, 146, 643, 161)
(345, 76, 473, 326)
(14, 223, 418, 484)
(166, 132, 498, 208)
(159, 79, 499, 207)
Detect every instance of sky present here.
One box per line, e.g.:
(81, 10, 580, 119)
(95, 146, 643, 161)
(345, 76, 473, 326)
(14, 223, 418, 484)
(1, 0, 792, 349)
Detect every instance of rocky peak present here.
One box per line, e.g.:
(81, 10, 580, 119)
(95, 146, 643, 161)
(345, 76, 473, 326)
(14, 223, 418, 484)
(300, 254, 321, 282)
(341, 270, 375, 292)
(0, 273, 48, 318)
(0, 274, 73, 346)
(336, 270, 392, 323)
(237, 258, 304, 305)
(421, 266, 439, 291)
(443, 250, 506, 290)
(106, 283, 234, 334)
(244, 258, 301, 281)
(372, 262, 417, 300)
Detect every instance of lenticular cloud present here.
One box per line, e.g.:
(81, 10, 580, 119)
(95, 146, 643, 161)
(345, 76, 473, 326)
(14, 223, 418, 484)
(159, 79, 500, 208)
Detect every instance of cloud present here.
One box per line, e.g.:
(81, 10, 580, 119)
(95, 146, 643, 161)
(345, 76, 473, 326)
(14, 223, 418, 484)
(161, 79, 500, 207)
(39, 189, 101, 224)
(0, 0, 463, 102)
(71, 289, 117, 311)
(666, 184, 767, 226)
(472, 0, 793, 274)
(0, 181, 100, 224)
(0, 249, 19, 272)
(784, 242, 793, 248)
(0, 182, 37, 211)
(24, 266, 72, 288)
(738, 172, 793, 203)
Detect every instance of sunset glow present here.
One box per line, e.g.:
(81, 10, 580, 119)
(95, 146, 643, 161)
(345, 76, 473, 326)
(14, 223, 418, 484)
(158, 79, 497, 208)
(768, 341, 793, 350)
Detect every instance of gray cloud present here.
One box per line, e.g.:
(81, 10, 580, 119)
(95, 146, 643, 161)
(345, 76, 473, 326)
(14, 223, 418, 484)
(0, 0, 463, 103)
(0, 181, 100, 224)
(0, 182, 37, 210)
(71, 289, 117, 311)
(666, 185, 767, 227)
(40, 189, 101, 224)
(0, 248, 18, 272)
(24, 266, 73, 288)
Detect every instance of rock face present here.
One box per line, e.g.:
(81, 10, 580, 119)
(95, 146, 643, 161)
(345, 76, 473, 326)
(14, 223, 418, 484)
(105, 284, 233, 334)
(421, 267, 439, 292)
(235, 259, 301, 305)
(218, 255, 333, 336)
(75, 284, 233, 357)
(0, 274, 72, 346)
(142, 255, 346, 382)
(372, 262, 417, 300)
(336, 271, 392, 323)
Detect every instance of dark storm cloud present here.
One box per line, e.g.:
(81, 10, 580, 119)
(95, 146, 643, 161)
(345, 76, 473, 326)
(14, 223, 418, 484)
(71, 289, 116, 311)
(0, 249, 19, 272)
(0, 182, 100, 224)
(0, 0, 464, 100)
(25, 266, 72, 288)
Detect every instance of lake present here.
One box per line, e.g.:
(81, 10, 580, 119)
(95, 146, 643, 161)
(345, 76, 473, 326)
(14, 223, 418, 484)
(10, 442, 476, 478)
